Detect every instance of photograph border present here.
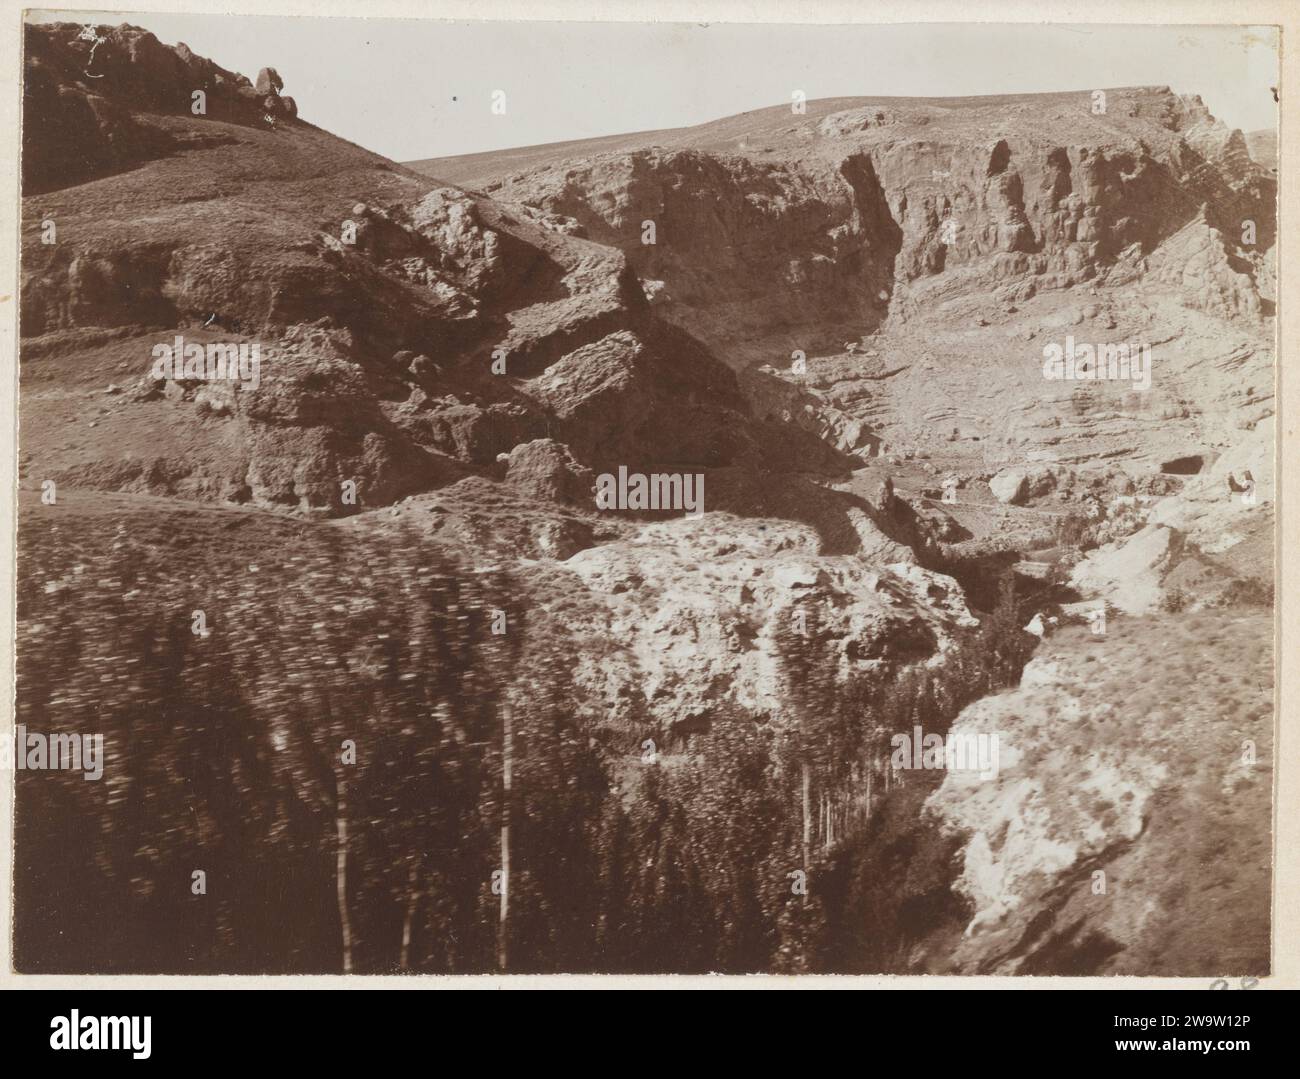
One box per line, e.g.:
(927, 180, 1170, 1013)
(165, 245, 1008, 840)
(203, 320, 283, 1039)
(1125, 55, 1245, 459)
(1, 0, 1293, 989)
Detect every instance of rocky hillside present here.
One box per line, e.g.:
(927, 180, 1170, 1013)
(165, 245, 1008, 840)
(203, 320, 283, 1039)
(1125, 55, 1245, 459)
(414, 89, 1274, 367)
(927, 609, 1271, 975)
(415, 86, 1276, 536)
(22, 22, 842, 521)
(17, 22, 1275, 976)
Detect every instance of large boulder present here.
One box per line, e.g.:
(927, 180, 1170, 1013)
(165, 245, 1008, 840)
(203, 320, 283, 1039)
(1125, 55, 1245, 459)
(255, 67, 283, 94)
(825, 413, 877, 454)
(1068, 524, 1175, 614)
(503, 439, 594, 505)
(1025, 465, 1059, 498)
(989, 469, 1029, 504)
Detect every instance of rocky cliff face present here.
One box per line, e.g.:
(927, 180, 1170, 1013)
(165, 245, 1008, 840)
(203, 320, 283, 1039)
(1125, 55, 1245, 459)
(484, 148, 901, 368)
(460, 88, 1273, 370)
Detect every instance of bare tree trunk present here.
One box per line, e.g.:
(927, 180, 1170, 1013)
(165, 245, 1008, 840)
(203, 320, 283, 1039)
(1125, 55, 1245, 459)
(399, 859, 420, 971)
(800, 760, 810, 903)
(336, 775, 353, 973)
(498, 705, 512, 972)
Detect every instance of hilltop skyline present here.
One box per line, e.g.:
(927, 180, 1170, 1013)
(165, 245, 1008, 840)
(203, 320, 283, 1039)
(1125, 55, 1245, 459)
(29, 12, 1279, 161)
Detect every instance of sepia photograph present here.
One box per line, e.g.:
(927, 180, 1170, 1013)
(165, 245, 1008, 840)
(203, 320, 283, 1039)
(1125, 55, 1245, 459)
(2, 1, 1289, 1001)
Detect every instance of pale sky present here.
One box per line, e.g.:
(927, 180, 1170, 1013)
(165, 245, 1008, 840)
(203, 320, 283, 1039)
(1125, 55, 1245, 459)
(31, 12, 1279, 162)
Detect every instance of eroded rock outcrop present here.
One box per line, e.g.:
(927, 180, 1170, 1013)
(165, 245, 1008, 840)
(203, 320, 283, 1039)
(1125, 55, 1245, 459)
(23, 22, 301, 193)
(486, 148, 902, 368)
(558, 514, 979, 733)
(502, 438, 594, 504)
(473, 88, 1273, 369)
